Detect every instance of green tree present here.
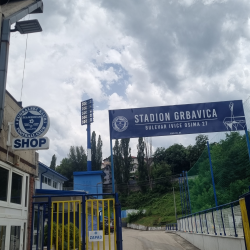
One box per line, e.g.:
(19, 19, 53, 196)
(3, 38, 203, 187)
(57, 146, 87, 187)
(137, 137, 147, 192)
(50, 154, 57, 170)
(113, 139, 122, 189)
(91, 131, 97, 170)
(152, 161, 172, 193)
(188, 132, 250, 212)
(186, 135, 208, 168)
(165, 144, 189, 174)
(96, 135, 103, 170)
(120, 138, 132, 191)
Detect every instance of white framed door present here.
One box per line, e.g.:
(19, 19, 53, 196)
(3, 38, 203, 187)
(0, 218, 27, 250)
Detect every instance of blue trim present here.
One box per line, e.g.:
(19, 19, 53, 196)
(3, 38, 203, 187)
(110, 138, 115, 193)
(35, 189, 87, 195)
(87, 123, 92, 171)
(39, 162, 68, 181)
(245, 129, 250, 161)
(186, 171, 192, 214)
(207, 141, 218, 207)
(178, 200, 239, 220)
(73, 171, 105, 176)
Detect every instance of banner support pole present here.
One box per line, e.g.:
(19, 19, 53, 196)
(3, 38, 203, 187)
(186, 171, 192, 214)
(87, 123, 92, 171)
(207, 140, 218, 207)
(110, 138, 115, 193)
(245, 129, 250, 161)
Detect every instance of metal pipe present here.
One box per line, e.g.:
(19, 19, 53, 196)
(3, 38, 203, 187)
(0, 20, 10, 131)
(207, 141, 218, 207)
(245, 129, 250, 161)
(231, 204, 238, 237)
(110, 138, 115, 193)
(186, 171, 192, 214)
(87, 123, 92, 171)
(173, 187, 177, 220)
(178, 177, 184, 217)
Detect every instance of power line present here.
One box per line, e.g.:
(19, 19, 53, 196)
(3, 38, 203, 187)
(20, 15, 29, 101)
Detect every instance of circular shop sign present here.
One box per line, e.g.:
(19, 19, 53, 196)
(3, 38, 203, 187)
(14, 106, 50, 138)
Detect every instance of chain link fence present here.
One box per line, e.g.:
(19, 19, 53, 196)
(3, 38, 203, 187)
(187, 97, 250, 213)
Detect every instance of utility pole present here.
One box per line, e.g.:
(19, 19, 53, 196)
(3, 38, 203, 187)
(0, 0, 43, 131)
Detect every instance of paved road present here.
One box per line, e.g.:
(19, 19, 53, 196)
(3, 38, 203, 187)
(122, 228, 199, 250)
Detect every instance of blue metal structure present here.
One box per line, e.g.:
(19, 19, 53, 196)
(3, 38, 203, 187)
(172, 200, 240, 237)
(110, 138, 115, 193)
(179, 176, 184, 217)
(186, 171, 192, 214)
(245, 129, 250, 161)
(31, 192, 123, 250)
(207, 140, 218, 207)
(81, 99, 94, 171)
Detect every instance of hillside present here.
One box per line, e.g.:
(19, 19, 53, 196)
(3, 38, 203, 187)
(119, 190, 182, 226)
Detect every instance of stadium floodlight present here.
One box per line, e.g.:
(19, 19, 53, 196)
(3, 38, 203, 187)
(11, 20, 42, 34)
(81, 99, 94, 125)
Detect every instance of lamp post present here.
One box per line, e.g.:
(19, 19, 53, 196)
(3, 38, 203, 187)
(0, 1, 43, 131)
(81, 99, 94, 171)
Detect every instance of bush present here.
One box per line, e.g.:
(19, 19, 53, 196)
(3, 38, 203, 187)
(127, 210, 145, 223)
(44, 222, 80, 249)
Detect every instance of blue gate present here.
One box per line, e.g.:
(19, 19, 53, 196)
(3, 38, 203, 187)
(30, 193, 123, 250)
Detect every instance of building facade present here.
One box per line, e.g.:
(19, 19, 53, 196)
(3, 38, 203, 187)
(0, 91, 39, 250)
(35, 162, 68, 190)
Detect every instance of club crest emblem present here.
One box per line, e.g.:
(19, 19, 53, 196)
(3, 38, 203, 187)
(14, 106, 50, 138)
(112, 116, 128, 132)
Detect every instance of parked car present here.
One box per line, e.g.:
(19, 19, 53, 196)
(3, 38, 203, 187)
(100, 221, 114, 234)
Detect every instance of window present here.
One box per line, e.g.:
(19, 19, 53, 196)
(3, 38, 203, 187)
(45, 177, 48, 184)
(0, 226, 6, 250)
(0, 167, 9, 202)
(53, 181, 57, 189)
(11, 173, 22, 204)
(9, 226, 21, 250)
(48, 178, 51, 186)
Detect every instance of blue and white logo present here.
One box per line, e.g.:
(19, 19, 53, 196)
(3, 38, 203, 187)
(112, 116, 128, 132)
(14, 106, 50, 138)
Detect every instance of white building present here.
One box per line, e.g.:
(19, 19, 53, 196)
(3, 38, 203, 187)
(35, 162, 68, 190)
(130, 156, 139, 173)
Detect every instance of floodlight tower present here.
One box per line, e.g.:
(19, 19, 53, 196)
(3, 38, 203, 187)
(81, 99, 94, 171)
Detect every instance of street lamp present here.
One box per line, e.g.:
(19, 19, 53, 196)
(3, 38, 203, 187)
(0, 1, 43, 131)
(11, 19, 42, 34)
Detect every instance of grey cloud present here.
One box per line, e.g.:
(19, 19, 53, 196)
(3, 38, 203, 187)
(96, 0, 250, 92)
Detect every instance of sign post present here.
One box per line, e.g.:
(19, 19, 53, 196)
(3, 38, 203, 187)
(81, 99, 94, 171)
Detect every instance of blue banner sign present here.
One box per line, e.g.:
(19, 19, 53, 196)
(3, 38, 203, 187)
(109, 100, 246, 139)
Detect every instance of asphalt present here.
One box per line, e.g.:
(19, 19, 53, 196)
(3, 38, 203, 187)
(122, 228, 200, 250)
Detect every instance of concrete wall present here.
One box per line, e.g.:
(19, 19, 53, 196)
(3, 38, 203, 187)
(127, 223, 165, 231)
(176, 231, 246, 250)
(74, 173, 103, 195)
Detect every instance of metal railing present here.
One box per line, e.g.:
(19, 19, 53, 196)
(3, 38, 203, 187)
(166, 223, 177, 231)
(174, 200, 244, 238)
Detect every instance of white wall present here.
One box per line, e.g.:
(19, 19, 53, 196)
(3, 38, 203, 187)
(176, 231, 246, 250)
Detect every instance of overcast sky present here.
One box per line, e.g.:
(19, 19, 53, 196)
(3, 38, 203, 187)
(6, 0, 250, 166)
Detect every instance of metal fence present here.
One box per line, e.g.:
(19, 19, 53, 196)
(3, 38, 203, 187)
(176, 200, 244, 238)
(166, 223, 177, 231)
